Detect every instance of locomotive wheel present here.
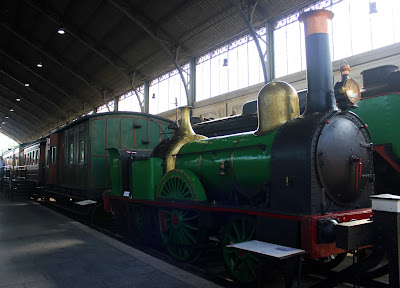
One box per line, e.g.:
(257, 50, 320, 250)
(113, 200, 129, 228)
(156, 169, 207, 201)
(157, 169, 207, 262)
(159, 208, 202, 262)
(222, 217, 259, 284)
(127, 205, 144, 243)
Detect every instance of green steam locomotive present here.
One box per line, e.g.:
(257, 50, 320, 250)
(106, 10, 374, 283)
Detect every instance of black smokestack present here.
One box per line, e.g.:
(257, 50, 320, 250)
(299, 10, 335, 116)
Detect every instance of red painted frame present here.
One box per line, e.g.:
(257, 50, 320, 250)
(110, 195, 372, 258)
(301, 208, 373, 258)
(374, 145, 400, 173)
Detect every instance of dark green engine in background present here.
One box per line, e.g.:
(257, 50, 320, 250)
(352, 92, 400, 194)
(175, 131, 277, 202)
(354, 93, 400, 157)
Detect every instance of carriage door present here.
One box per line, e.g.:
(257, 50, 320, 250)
(47, 133, 59, 185)
(39, 141, 46, 184)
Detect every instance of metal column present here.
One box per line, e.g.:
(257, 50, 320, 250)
(265, 21, 274, 83)
(114, 96, 119, 111)
(188, 58, 196, 107)
(144, 81, 150, 114)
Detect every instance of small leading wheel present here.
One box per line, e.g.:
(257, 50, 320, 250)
(157, 169, 207, 262)
(222, 217, 259, 284)
(127, 205, 144, 243)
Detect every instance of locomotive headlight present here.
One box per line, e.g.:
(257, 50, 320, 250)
(334, 78, 361, 110)
(343, 79, 361, 104)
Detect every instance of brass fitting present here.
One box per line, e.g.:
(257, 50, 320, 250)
(164, 106, 206, 173)
(255, 81, 300, 135)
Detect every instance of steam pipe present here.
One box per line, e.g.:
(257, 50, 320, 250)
(175, 106, 196, 137)
(299, 10, 335, 116)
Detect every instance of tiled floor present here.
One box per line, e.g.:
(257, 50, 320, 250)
(0, 197, 222, 288)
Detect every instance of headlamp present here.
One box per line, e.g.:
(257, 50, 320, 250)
(334, 63, 361, 110)
(341, 78, 361, 105)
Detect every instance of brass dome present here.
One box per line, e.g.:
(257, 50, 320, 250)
(255, 81, 300, 135)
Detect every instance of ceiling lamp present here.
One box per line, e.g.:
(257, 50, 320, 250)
(2, 121, 5, 125)
(58, 22, 65, 35)
(9, 108, 14, 112)
(5, 116, 9, 119)
(37, 60, 43, 68)
(369, 1, 378, 14)
(24, 83, 29, 87)
(16, 98, 21, 102)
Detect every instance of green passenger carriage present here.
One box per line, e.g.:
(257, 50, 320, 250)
(43, 111, 175, 204)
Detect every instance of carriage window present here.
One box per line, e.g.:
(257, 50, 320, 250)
(46, 139, 50, 166)
(79, 140, 84, 164)
(51, 147, 56, 164)
(69, 143, 74, 165)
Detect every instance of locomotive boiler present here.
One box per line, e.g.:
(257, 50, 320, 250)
(107, 9, 374, 283)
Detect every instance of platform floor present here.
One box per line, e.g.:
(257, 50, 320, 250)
(0, 196, 222, 288)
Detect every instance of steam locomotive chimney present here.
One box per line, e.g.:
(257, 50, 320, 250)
(299, 10, 335, 116)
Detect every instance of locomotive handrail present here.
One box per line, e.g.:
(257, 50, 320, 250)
(174, 143, 267, 158)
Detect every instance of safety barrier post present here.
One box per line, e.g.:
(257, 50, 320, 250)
(370, 194, 400, 288)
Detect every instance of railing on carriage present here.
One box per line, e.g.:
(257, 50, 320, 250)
(2, 165, 29, 200)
